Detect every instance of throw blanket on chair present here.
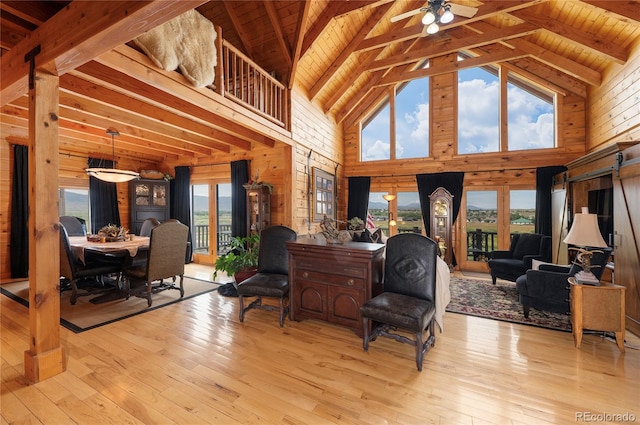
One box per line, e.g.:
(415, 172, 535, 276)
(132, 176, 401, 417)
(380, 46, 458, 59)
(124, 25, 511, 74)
(134, 9, 217, 87)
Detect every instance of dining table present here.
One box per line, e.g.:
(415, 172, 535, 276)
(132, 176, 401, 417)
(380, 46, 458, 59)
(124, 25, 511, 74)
(68, 235, 150, 265)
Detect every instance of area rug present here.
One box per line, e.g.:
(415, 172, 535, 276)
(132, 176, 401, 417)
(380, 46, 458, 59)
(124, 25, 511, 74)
(446, 277, 571, 332)
(1, 277, 219, 333)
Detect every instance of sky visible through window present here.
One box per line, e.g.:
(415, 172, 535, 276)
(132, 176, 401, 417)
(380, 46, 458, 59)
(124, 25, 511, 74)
(395, 77, 429, 159)
(458, 67, 554, 153)
(363, 67, 554, 160)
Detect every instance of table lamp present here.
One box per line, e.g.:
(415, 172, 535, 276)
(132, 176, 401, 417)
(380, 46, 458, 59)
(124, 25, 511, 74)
(563, 207, 608, 278)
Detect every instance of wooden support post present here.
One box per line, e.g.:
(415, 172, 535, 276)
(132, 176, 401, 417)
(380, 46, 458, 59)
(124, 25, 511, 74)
(24, 68, 66, 383)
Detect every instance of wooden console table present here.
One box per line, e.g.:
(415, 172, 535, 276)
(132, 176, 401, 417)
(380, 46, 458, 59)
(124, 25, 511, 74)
(569, 277, 626, 352)
(286, 239, 385, 336)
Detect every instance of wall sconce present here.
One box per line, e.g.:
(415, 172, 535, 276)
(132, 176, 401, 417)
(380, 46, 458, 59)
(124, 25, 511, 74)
(382, 194, 397, 231)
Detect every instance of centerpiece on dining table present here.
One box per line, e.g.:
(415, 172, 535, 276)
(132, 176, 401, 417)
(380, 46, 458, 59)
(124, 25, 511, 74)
(88, 224, 129, 242)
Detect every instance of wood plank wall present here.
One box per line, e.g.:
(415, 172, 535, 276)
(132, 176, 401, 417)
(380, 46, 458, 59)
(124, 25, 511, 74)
(289, 89, 342, 235)
(588, 38, 640, 150)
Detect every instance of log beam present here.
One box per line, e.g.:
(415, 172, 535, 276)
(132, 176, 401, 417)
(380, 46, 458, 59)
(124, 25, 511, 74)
(24, 69, 65, 383)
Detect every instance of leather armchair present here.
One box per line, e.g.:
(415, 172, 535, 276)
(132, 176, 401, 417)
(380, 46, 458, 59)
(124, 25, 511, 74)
(515, 247, 612, 318)
(488, 233, 551, 284)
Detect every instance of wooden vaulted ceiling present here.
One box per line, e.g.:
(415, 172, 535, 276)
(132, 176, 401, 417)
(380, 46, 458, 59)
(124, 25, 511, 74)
(1, 1, 639, 165)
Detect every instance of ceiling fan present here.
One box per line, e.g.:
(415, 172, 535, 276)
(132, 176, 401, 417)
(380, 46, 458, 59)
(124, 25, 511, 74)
(390, 0, 478, 35)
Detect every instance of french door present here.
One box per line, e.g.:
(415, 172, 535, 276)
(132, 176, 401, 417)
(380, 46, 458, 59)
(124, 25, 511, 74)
(460, 186, 536, 272)
(191, 182, 231, 264)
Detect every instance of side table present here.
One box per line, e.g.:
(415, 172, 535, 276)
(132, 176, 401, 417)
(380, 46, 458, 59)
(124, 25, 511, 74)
(569, 277, 626, 352)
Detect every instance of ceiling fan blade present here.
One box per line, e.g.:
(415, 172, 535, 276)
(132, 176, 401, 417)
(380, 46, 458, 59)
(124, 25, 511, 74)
(449, 3, 478, 18)
(390, 8, 423, 23)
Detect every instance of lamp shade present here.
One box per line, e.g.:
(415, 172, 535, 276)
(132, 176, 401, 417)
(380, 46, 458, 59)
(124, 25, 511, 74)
(86, 168, 140, 183)
(563, 208, 607, 248)
(86, 129, 140, 183)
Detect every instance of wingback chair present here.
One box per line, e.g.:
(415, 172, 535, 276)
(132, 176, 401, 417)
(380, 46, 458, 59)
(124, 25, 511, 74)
(122, 220, 189, 307)
(515, 247, 612, 318)
(236, 225, 297, 327)
(488, 233, 552, 285)
(361, 233, 438, 371)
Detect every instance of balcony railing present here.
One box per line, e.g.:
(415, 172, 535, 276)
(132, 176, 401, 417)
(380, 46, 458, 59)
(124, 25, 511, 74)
(221, 40, 287, 128)
(193, 224, 232, 255)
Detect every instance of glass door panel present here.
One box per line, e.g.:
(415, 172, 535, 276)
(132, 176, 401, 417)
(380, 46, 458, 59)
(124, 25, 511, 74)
(397, 192, 423, 235)
(465, 190, 498, 267)
(509, 190, 536, 237)
(217, 183, 232, 255)
(192, 184, 211, 261)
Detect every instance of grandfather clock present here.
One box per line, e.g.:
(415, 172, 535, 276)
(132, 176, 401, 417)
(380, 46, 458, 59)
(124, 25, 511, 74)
(244, 184, 270, 236)
(429, 187, 453, 267)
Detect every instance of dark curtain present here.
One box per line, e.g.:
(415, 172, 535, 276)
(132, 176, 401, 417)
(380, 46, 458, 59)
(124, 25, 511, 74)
(535, 165, 567, 236)
(88, 158, 121, 231)
(347, 177, 371, 223)
(231, 160, 249, 238)
(10, 145, 29, 278)
(170, 166, 193, 263)
(416, 172, 464, 266)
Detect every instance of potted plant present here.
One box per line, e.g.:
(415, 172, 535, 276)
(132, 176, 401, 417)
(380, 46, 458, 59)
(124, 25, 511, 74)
(213, 234, 260, 285)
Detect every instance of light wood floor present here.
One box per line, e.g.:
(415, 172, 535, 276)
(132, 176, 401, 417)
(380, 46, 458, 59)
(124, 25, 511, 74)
(2, 264, 639, 424)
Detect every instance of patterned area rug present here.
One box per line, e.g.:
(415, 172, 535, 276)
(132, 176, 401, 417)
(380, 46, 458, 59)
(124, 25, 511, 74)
(446, 277, 571, 332)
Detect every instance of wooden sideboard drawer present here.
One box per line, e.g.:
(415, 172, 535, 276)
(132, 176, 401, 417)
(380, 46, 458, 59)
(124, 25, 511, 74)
(295, 269, 364, 288)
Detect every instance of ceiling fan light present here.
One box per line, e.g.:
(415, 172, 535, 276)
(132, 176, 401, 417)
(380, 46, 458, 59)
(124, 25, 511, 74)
(422, 10, 436, 25)
(427, 22, 440, 34)
(441, 8, 454, 24)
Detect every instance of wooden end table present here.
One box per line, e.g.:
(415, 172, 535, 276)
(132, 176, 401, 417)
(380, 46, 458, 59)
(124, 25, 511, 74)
(569, 277, 626, 353)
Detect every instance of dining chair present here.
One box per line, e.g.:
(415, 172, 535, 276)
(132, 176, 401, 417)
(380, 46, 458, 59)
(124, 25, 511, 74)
(60, 216, 87, 236)
(59, 224, 122, 305)
(139, 217, 160, 237)
(122, 220, 189, 307)
(361, 233, 439, 371)
(236, 225, 297, 327)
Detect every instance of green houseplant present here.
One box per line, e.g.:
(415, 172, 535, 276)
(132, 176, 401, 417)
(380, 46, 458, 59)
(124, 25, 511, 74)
(213, 234, 260, 283)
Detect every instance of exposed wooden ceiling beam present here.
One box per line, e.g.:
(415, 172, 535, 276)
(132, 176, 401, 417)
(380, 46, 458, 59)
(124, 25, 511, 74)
(580, 1, 640, 23)
(60, 74, 244, 151)
(77, 55, 275, 148)
(506, 38, 601, 86)
(300, 1, 384, 57)
(0, 1, 206, 107)
(289, 1, 312, 90)
(510, 9, 627, 64)
(366, 22, 539, 72)
(264, 1, 292, 69)
(222, 2, 254, 58)
(309, 2, 394, 101)
(377, 48, 531, 87)
(356, 1, 545, 52)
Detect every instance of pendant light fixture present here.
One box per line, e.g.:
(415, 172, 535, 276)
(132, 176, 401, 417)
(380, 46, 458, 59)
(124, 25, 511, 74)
(86, 129, 140, 183)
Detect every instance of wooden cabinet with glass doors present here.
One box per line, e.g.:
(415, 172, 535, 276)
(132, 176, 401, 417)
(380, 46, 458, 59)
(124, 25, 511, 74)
(429, 187, 453, 267)
(244, 184, 270, 236)
(129, 179, 170, 235)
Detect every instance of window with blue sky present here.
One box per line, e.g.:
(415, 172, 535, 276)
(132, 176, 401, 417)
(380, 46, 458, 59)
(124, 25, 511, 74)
(458, 67, 500, 153)
(395, 77, 429, 159)
(361, 102, 390, 161)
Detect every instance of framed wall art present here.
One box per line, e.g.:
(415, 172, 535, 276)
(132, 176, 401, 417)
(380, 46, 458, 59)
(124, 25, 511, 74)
(313, 167, 335, 221)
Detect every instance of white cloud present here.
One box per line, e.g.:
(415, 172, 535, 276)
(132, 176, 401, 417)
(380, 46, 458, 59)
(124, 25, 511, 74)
(363, 139, 390, 160)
